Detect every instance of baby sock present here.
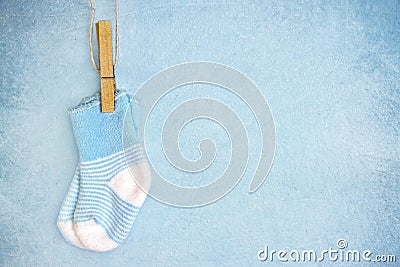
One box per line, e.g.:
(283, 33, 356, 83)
(68, 90, 151, 252)
(57, 166, 86, 248)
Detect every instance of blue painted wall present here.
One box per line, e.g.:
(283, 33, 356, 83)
(0, 0, 399, 266)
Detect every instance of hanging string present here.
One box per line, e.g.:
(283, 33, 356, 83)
(89, 0, 119, 73)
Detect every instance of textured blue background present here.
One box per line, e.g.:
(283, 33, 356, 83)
(0, 0, 399, 266)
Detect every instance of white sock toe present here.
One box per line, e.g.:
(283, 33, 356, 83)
(74, 220, 119, 252)
(57, 221, 85, 249)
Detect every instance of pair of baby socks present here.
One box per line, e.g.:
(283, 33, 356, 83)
(57, 91, 151, 252)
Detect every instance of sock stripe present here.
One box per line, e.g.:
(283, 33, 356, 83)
(97, 216, 132, 240)
(79, 145, 141, 167)
(63, 198, 79, 207)
(57, 168, 80, 224)
(75, 205, 136, 242)
(95, 221, 125, 243)
(94, 216, 131, 243)
(80, 152, 143, 174)
(75, 202, 138, 223)
(58, 216, 74, 223)
(75, 197, 139, 219)
(65, 187, 79, 195)
(74, 209, 136, 230)
(96, 210, 137, 238)
(79, 187, 139, 213)
(82, 157, 146, 181)
(79, 158, 147, 182)
(80, 148, 145, 174)
(75, 205, 137, 227)
(80, 153, 146, 176)
(59, 210, 74, 217)
(78, 186, 139, 211)
(76, 212, 132, 237)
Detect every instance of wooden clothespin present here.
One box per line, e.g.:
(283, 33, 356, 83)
(96, 20, 115, 112)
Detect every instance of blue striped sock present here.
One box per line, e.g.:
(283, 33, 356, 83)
(65, 90, 151, 252)
(57, 166, 86, 248)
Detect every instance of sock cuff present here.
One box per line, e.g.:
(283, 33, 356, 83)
(69, 90, 140, 161)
